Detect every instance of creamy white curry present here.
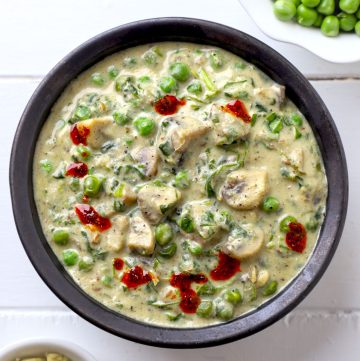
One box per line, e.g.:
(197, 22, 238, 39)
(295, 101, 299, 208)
(33, 42, 327, 327)
(15, 353, 70, 361)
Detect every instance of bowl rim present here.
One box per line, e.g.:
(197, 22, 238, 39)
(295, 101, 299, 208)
(0, 338, 97, 361)
(9, 17, 348, 348)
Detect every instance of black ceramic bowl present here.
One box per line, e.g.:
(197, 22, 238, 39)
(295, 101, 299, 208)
(10, 18, 348, 348)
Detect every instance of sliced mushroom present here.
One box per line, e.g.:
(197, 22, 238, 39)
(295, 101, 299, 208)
(219, 169, 268, 210)
(104, 215, 129, 252)
(127, 215, 155, 256)
(132, 146, 159, 177)
(210, 105, 251, 146)
(137, 183, 181, 224)
(222, 225, 264, 260)
(77, 117, 113, 149)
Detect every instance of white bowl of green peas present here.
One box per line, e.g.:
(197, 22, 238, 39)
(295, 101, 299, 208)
(238, 0, 360, 63)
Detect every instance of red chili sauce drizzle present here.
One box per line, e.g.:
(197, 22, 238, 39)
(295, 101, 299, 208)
(222, 99, 251, 123)
(75, 204, 111, 232)
(65, 162, 88, 178)
(70, 123, 90, 145)
(121, 265, 152, 289)
(113, 258, 124, 271)
(154, 95, 186, 115)
(286, 222, 307, 253)
(210, 252, 241, 281)
(170, 273, 208, 314)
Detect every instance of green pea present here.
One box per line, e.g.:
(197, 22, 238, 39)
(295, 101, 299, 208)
(340, 0, 360, 14)
(338, 12, 357, 30)
(62, 249, 79, 266)
(262, 280, 278, 296)
(188, 241, 203, 256)
(40, 159, 53, 173)
(321, 15, 340, 36)
(280, 215, 297, 232)
(356, 7, 360, 18)
(196, 301, 213, 318)
(289, 0, 301, 5)
(101, 275, 113, 288)
(91, 72, 105, 86)
(179, 215, 195, 233)
(291, 113, 303, 127)
(269, 119, 283, 133)
(76, 144, 91, 160)
(83, 175, 102, 197)
(78, 256, 94, 272)
(302, 0, 321, 6)
(317, 0, 335, 15)
(160, 76, 177, 93)
(197, 282, 217, 296)
(107, 65, 119, 79)
(143, 50, 157, 65)
(313, 13, 324, 27)
(52, 229, 69, 245)
(209, 50, 224, 69)
(155, 223, 173, 246)
(224, 289, 243, 305)
(273, 0, 297, 21)
(158, 242, 177, 258)
(74, 105, 91, 121)
(174, 170, 190, 189)
(169, 62, 190, 82)
(355, 20, 360, 35)
(133, 117, 155, 136)
(297, 4, 318, 26)
(113, 111, 131, 125)
(187, 81, 203, 95)
(262, 196, 280, 213)
(216, 300, 234, 321)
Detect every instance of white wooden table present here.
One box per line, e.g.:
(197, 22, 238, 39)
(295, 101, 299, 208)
(1, 0, 360, 359)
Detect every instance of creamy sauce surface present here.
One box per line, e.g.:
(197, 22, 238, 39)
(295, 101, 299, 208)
(33, 42, 327, 327)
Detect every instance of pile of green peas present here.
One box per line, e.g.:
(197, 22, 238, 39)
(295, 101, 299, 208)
(273, 0, 360, 37)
